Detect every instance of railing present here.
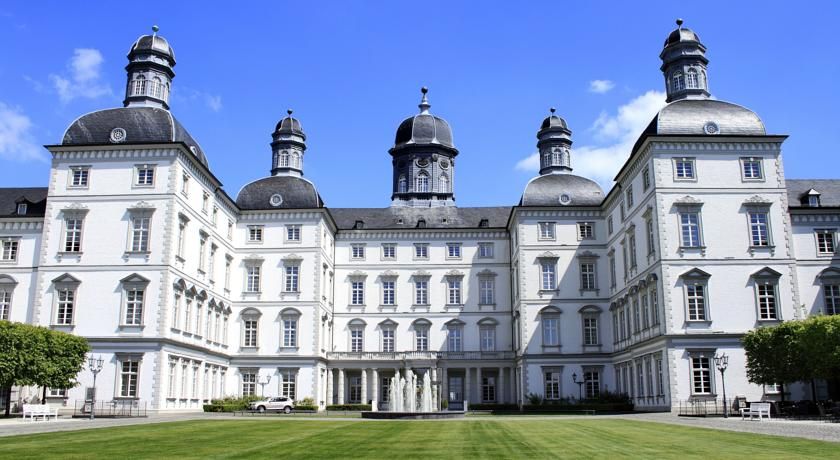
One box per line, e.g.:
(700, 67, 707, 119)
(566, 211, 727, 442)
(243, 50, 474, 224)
(326, 351, 515, 361)
(73, 400, 148, 418)
(677, 398, 727, 417)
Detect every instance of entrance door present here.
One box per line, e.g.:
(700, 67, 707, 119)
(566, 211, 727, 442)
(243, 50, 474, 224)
(448, 376, 464, 410)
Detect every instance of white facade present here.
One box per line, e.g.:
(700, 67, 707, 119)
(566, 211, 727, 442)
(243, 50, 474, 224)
(2, 24, 838, 414)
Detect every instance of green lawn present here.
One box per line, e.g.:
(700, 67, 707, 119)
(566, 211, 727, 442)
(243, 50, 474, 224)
(1, 418, 838, 459)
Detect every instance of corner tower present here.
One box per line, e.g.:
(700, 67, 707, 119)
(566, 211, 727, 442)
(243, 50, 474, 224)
(537, 108, 573, 175)
(123, 26, 176, 109)
(389, 88, 458, 207)
(660, 19, 711, 103)
(271, 110, 307, 177)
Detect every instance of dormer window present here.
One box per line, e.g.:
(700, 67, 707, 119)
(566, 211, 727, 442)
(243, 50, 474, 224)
(16, 203, 27, 215)
(809, 195, 821, 207)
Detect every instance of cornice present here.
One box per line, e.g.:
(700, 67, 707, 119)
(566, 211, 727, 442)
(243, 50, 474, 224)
(336, 230, 507, 240)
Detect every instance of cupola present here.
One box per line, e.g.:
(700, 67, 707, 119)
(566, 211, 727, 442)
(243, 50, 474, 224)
(123, 26, 176, 110)
(660, 19, 710, 103)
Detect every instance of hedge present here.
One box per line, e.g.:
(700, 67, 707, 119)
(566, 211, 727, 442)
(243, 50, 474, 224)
(294, 405, 318, 411)
(468, 403, 519, 411)
(522, 403, 634, 412)
(326, 404, 372, 411)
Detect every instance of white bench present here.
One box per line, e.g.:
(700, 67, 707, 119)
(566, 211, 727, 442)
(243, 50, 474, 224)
(22, 404, 58, 421)
(739, 402, 771, 421)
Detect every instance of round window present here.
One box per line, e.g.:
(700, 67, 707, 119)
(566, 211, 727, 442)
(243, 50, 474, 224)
(703, 121, 720, 135)
(109, 127, 127, 143)
(559, 194, 571, 205)
(269, 194, 284, 207)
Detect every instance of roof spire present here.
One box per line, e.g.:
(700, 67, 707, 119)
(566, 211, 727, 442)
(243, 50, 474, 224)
(287, 109, 293, 116)
(549, 107, 556, 115)
(418, 86, 431, 114)
(676, 18, 683, 29)
(152, 25, 159, 37)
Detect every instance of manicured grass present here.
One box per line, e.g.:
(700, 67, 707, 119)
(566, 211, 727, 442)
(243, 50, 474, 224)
(1, 418, 838, 459)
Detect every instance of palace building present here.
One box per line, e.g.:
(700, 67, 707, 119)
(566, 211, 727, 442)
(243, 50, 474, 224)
(1, 21, 838, 413)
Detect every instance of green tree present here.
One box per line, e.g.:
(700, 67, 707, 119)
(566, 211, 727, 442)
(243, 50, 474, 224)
(742, 321, 806, 401)
(0, 321, 89, 416)
(798, 315, 840, 398)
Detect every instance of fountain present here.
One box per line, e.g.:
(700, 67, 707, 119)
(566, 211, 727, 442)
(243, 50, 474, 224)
(362, 368, 465, 419)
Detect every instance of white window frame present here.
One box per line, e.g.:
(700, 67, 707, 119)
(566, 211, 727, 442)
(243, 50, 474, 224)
(0, 238, 20, 262)
(580, 262, 596, 291)
(447, 324, 464, 352)
(673, 157, 696, 181)
(478, 277, 496, 305)
(414, 279, 429, 305)
(127, 212, 152, 253)
(446, 243, 462, 259)
(68, 166, 90, 188)
(351, 244, 366, 260)
(62, 215, 85, 253)
(121, 281, 147, 327)
(824, 283, 840, 315)
(245, 265, 262, 293)
(747, 209, 772, 248)
(247, 225, 264, 243)
(577, 222, 594, 240)
(242, 315, 259, 348)
(540, 261, 556, 291)
(281, 311, 299, 348)
(541, 308, 561, 347)
(117, 356, 141, 399)
(285, 225, 301, 243)
(685, 281, 708, 322)
(381, 279, 396, 306)
(350, 279, 365, 305)
(538, 222, 556, 240)
(689, 354, 714, 396)
(413, 243, 429, 260)
(679, 211, 703, 248)
(756, 282, 779, 321)
(381, 327, 395, 352)
(642, 167, 651, 191)
(134, 164, 156, 187)
(478, 242, 494, 258)
(284, 264, 300, 293)
(740, 157, 764, 181)
(815, 229, 837, 255)
(446, 278, 463, 305)
(544, 369, 562, 400)
(381, 243, 396, 260)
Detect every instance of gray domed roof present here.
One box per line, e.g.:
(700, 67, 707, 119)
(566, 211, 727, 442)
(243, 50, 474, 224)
(520, 174, 604, 207)
(275, 110, 305, 138)
(62, 107, 208, 166)
(129, 34, 175, 63)
(648, 99, 765, 136)
(665, 25, 701, 47)
(394, 113, 455, 150)
(236, 176, 323, 210)
(540, 114, 568, 130)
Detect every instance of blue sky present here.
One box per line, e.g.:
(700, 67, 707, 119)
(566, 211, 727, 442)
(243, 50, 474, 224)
(2, 1, 839, 207)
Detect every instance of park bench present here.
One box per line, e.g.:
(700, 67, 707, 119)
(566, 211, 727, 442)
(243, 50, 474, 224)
(22, 404, 58, 421)
(739, 402, 771, 421)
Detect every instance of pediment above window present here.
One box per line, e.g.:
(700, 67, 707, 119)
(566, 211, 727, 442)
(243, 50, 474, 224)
(751, 267, 782, 280)
(282, 253, 304, 263)
(195, 289, 208, 301)
(818, 266, 840, 282)
(445, 269, 465, 278)
(243, 254, 264, 262)
(577, 250, 600, 260)
(477, 269, 498, 278)
(61, 202, 89, 214)
(51, 273, 81, 285)
(478, 317, 499, 326)
(743, 195, 773, 208)
(412, 270, 432, 279)
(280, 307, 302, 318)
(120, 273, 150, 285)
(379, 270, 399, 279)
(379, 318, 398, 328)
(642, 205, 654, 218)
(411, 318, 431, 328)
(579, 305, 602, 314)
(674, 195, 703, 208)
(539, 305, 562, 315)
(537, 251, 559, 260)
(0, 274, 18, 286)
(646, 272, 659, 283)
(348, 318, 367, 327)
(348, 270, 367, 279)
(128, 201, 156, 211)
(241, 307, 262, 318)
(679, 268, 711, 280)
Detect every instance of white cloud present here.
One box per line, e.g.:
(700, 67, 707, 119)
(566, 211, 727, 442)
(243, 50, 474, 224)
(204, 94, 223, 112)
(588, 79, 615, 94)
(171, 87, 223, 113)
(0, 102, 44, 162)
(49, 49, 112, 103)
(515, 90, 666, 189)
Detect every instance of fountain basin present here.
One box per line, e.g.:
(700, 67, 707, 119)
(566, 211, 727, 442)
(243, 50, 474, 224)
(361, 411, 466, 420)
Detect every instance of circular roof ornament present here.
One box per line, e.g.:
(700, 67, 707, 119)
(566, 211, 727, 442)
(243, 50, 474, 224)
(559, 194, 571, 205)
(703, 121, 720, 135)
(269, 194, 284, 207)
(440, 159, 450, 169)
(109, 127, 127, 143)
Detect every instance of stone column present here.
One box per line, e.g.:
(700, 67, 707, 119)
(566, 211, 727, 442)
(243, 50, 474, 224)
(431, 367, 438, 410)
(338, 368, 345, 405)
(497, 367, 504, 403)
(441, 367, 448, 404)
(277, 370, 284, 398)
(509, 367, 515, 404)
(326, 368, 333, 406)
(371, 368, 379, 411)
(464, 367, 471, 407)
(361, 368, 368, 405)
(477, 367, 483, 404)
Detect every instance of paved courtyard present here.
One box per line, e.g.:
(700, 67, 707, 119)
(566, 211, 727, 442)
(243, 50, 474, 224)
(1, 412, 838, 443)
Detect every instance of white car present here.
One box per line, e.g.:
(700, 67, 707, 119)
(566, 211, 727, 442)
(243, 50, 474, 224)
(249, 396, 295, 413)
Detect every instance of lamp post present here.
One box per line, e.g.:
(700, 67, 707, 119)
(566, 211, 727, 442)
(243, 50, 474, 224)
(572, 372, 584, 401)
(713, 353, 729, 418)
(259, 375, 272, 397)
(87, 355, 104, 421)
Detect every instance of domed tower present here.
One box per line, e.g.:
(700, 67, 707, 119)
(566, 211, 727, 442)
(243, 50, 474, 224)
(660, 19, 711, 103)
(389, 87, 458, 207)
(123, 26, 176, 109)
(271, 110, 307, 177)
(537, 108, 573, 175)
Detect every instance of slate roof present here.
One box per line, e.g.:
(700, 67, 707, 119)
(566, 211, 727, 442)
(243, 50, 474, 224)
(236, 176, 324, 210)
(329, 206, 511, 230)
(520, 174, 604, 207)
(0, 187, 48, 218)
(786, 179, 840, 208)
(648, 99, 765, 137)
(393, 113, 456, 151)
(62, 107, 208, 166)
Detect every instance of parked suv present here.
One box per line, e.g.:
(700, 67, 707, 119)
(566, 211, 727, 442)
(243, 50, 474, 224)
(249, 396, 295, 413)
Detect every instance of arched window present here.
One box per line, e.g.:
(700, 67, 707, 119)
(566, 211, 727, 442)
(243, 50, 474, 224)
(416, 172, 429, 193)
(348, 318, 366, 352)
(686, 69, 699, 89)
(672, 71, 685, 92)
(163, 82, 170, 102)
(152, 77, 163, 99)
(542, 151, 551, 168)
(240, 308, 262, 348)
(438, 175, 449, 193)
(279, 150, 290, 167)
(398, 175, 407, 193)
(280, 308, 301, 348)
(133, 75, 146, 96)
(539, 306, 562, 347)
(291, 151, 301, 169)
(551, 148, 562, 165)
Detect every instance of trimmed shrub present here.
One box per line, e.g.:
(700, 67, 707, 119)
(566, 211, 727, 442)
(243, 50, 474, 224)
(468, 403, 519, 412)
(326, 404, 372, 411)
(294, 405, 318, 411)
(522, 402, 634, 412)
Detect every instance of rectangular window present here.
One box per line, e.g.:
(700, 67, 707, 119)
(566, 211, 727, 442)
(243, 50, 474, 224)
(448, 327, 463, 352)
(351, 328, 364, 352)
(124, 288, 144, 325)
(824, 284, 840, 315)
(542, 317, 559, 346)
(757, 283, 778, 320)
(69, 166, 90, 187)
(646, 219, 656, 255)
(181, 174, 189, 196)
(816, 230, 836, 254)
(628, 233, 637, 269)
(691, 357, 712, 394)
(686, 283, 707, 321)
(578, 222, 594, 240)
(580, 263, 596, 290)
(675, 158, 695, 179)
(656, 357, 664, 395)
(478, 242, 494, 258)
(0, 289, 12, 320)
(1, 239, 19, 261)
(749, 212, 771, 247)
(63, 218, 83, 252)
(243, 320, 258, 347)
(741, 158, 763, 180)
(447, 243, 462, 259)
(480, 327, 496, 351)
(545, 371, 561, 400)
(382, 280, 395, 305)
(680, 212, 701, 247)
(538, 222, 556, 240)
(56, 288, 75, 325)
(351, 281, 365, 305)
(119, 359, 140, 398)
(626, 187, 634, 208)
(584, 371, 600, 399)
(414, 243, 429, 259)
(286, 225, 301, 242)
(280, 370, 297, 399)
(479, 278, 495, 305)
(447, 279, 462, 305)
(481, 377, 496, 402)
(351, 244, 365, 260)
(283, 318, 297, 347)
(415, 280, 429, 305)
(349, 377, 362, 403)
(651, 287, 660, 325)
(609, 254, 616, 288)
(415, 328, 428, 351)
(224, 257, 232, 291)
(541, 262, 556, 290)
(642, 167, 651, 191)
(382, 329, 395, 352)
(607, 216, 614, 235)
(198, 234, 207, 272)
(227, 220, 234, 240)
(583, 317, 598, 345)
(247, 226, 263, 242)
(130, 216, 151, 252)
(284, 265, 299, 292)
(381, 244, 396, 260)
(208, 245, 217, 281)
(135, 165, 155, 186)
(246, 266, 261, 292)
(212, 207, 218, 225)
(241, 372, 256, 396)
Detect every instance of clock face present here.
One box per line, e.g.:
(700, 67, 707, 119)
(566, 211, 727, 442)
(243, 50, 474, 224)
(440, 159, 450, 169)
(416, 158, 430, 167)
